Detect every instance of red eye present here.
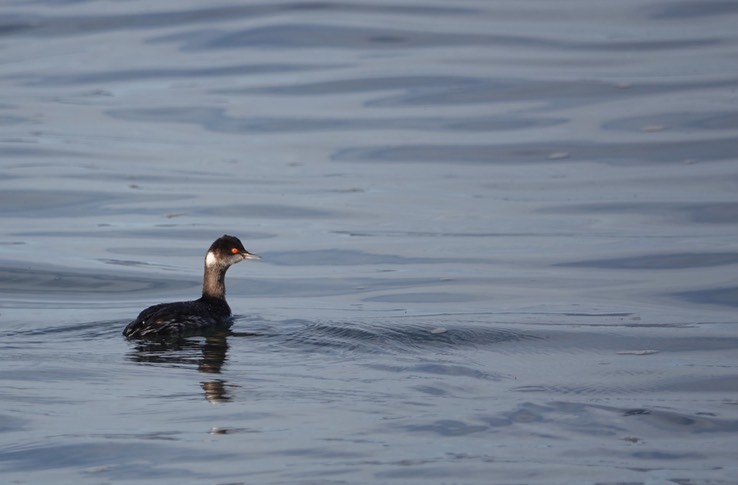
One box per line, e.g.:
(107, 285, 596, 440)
(231, 247, 239, 254)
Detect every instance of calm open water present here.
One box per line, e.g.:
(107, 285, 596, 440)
(1, 1, 738, 483)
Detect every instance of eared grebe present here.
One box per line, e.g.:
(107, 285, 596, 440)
(123, 235, 260, 338)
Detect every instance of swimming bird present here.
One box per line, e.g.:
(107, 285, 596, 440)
(123, 235, 259, 338)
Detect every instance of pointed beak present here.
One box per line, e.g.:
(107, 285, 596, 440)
(242, 251, 261, 261)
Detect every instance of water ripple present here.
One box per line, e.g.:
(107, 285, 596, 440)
(333, 137, 738, 165)
(1, 4, 474, 38)
(151, 23, 718, 52)
(275, 319, 535, 355)
(107, 106, 561, 134)
(557, 252, 738, 270)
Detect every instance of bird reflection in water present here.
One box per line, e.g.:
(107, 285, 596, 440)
(126, 332, 233, 403)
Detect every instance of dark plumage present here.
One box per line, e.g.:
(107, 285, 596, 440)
(123, 235, 259, 338)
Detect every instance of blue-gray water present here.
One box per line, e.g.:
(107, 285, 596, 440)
(1, 1, 737, 483)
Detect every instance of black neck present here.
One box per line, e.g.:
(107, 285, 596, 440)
(202, 263, 228, 300)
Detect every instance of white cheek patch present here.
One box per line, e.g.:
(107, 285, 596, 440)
(205, 251, 218, 267)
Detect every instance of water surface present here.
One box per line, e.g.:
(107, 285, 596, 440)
(1, 0, 737, 483)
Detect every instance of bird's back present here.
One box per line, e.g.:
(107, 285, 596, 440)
(123, 297, 232, 338)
